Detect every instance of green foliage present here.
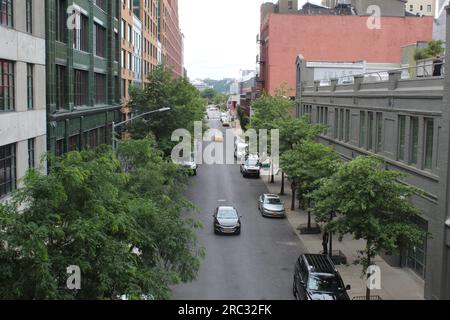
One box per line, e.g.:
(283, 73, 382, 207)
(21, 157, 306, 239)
(0, 140, 205, 300)
(249, 93, 294, 132)
(281, 141, 340, 199)
(414, 40, 444, 60)
(310, 156, 427, 276)
(128, 66, 206, 156)
(237, 107, 250, 131)
(200, 88, 218, 102)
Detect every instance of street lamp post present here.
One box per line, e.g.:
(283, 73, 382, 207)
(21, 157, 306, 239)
(112, 107, 171, 151)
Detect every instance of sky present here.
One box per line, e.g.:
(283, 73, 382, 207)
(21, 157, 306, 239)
(179, 0, 321, 80)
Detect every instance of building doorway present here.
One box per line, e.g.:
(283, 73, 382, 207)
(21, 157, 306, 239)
(406, 216, 428, 279)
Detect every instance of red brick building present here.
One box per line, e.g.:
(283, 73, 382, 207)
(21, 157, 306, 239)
(258, 1, 434, 96)
(161, 0, 183, 78)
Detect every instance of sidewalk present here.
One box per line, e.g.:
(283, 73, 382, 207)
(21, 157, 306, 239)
(262, 172, 425, 300)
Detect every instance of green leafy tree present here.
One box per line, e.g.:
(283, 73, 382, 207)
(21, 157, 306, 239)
(251, 92, 325, 192)
(0, 140, 205, 300)
(310, 156, 427, 300)
(278, 115, 325, 194)
(128, 66, 206, 155)
(200, 88, 218, 103)
(281, 141, 340, 223)
(414, 40, 444, 60)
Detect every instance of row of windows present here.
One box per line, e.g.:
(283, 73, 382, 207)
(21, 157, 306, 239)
(56, 0, 117, 61)
(303, 105, 437, 172)
(0, 140, 36, 198)
(55, 66, 112, 109)
(1, 0, 32, 33)
(0, 60, 34, 112)
(55, 125, 113, 157)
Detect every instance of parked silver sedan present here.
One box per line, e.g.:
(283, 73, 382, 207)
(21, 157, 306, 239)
(258, 194, 286, 218)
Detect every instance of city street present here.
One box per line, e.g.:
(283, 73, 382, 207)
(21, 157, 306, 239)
(171, 111, 307, 300)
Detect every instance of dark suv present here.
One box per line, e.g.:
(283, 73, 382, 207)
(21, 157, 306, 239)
(293, 254, 351, 300)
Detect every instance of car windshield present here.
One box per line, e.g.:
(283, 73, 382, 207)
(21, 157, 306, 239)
(245, 159, 258, 166)
(307, 275, 345, 292)
(266, 197, 282, 204)
(217, 209, 238, 219)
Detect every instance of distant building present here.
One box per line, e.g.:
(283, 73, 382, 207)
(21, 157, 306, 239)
(321, 0, 408, 16)
(296, 57, 402, 85)
(406, 0, 436, 16)
(191, 79, 213, 92)
(161, 0, 183, 78)
(258, 0, 433, 96)
(433, 0, 449, 41)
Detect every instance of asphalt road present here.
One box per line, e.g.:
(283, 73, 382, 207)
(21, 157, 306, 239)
(171, 111, 306, 300)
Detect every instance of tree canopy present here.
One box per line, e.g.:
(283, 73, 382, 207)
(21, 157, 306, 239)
(310, 155, 427, 298)
(0, 140, 205, 300)
(128, 66, 206, 155)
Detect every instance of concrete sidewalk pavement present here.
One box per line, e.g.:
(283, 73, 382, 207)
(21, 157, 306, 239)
(261, 172, 425, 300)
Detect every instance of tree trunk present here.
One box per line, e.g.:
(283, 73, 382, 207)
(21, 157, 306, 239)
(280, 171, 285, 195)
(307, 199, 312, 229)
(366, 241, 372, 300)
(291, 187, 296, 211)
(329, 232, 333, 259)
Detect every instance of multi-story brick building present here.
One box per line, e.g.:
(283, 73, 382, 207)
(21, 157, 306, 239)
(160, 0, 183, 78)
(258, 0, 433, 97)
(121, 0, 135, 107)
(134, 0, 159, 85)
(0, 0, 47, 201)
(295, 7, 450, 300)
(46, 0, 122, 156)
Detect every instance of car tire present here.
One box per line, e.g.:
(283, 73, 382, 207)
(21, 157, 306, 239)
(236, 229, 241, 235)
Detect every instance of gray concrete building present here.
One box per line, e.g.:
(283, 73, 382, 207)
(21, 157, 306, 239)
(433, 0, 449, 41)
(0, 0, 47, 202)
(295, 6, 450, 300)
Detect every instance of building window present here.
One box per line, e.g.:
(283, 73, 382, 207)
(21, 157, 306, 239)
(0, 0, 13, 27)
(121, 79, 126, 99)
(73, 12, 88, 52)
(86, 129, 99, 149)
(288, 1, 293, 10)
(360, 111, 366, 148)
(26, 0, 32, 33)
(398, 115, 406, 161)
(427, 5, 432, 12)
(345, 109, 350, 142)
(28, 138, 35, 169)
(424, 118, 434, 170)
(339, 109, 344, 141)
(56, 139, 65, 157)
(376, 112, 383, 153)
(27, 64, 34, 110)
(410, 117, 419, 165)
(74, 69, 88, 106)
(368, 112, 374, 151)
(95, 23, 106, 57)
(95, 0, 106, 11)
(0, 60, 15, 112)
(56, 0, 67, 43)
(56, 65, 67, 110)
(68, 135, 80, 152)
(334, 109, 338, 139)
(0, 143, 16, 198)
(95, 73, 106, 104)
